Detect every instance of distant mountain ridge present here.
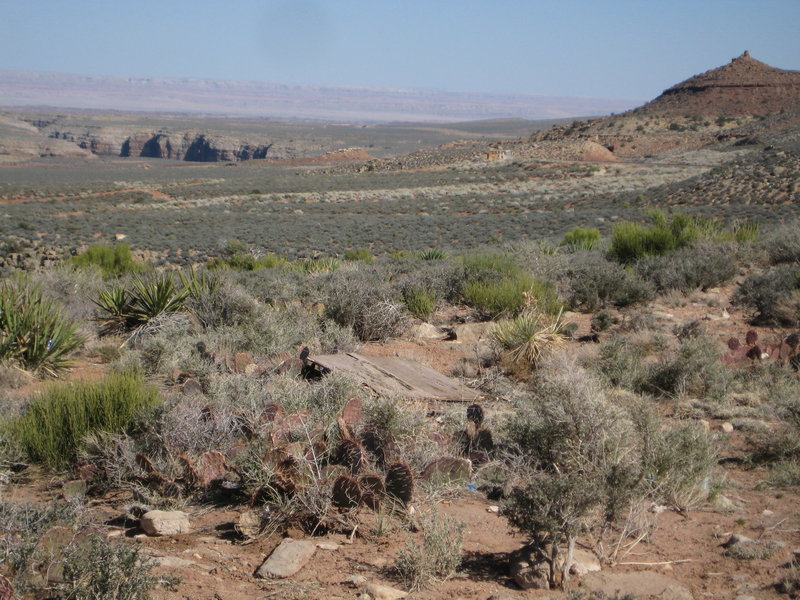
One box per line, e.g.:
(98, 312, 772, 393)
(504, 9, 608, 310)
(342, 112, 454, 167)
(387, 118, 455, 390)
(0, 70, 639, 122)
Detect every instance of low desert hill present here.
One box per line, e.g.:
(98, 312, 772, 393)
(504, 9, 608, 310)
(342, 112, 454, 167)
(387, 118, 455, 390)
(521, 52, 800, 160)
(638, 51, 800, 117)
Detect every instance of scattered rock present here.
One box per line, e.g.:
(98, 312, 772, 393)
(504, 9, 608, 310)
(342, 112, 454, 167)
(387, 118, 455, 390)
(155, 555, 214, 572)
(344, 575, 367, 587)
(181, 379, 203, 396)
(140, 510, 190, 536)
(509, 547, 550, 590)
(61, 479, 87, 499)
(452, 323, 489, 343)
(410, 321, 446, 340)
(721, 422, 735, 433)
(583, 571, 693, 600)
(363, 583, 408, 600)
(316, 542, 340, 551)
(255, 538, 317, 579)
(565, 549, 601, 575)
(487, 505, 500, 513)
(420, 456, 472, 485)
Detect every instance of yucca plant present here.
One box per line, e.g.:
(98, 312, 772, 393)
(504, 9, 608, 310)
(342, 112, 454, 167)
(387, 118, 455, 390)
(417, 248, 447, 261)
(127, 273, 188, 324)
(93, 285, 130, 335)
(94, 273, 188, 335)
(290, 257, 340, 274)
(491, 309, 566, 372)
(178, 267, 219, 301)
(0, 279, 83, 376)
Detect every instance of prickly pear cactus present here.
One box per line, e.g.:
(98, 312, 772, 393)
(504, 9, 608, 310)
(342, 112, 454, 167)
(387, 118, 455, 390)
(384, 462, 414, 506)
(332, 475, 362, 509)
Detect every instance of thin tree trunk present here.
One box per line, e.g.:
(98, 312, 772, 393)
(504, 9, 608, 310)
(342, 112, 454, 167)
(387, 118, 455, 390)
(562, 535, 576, 588)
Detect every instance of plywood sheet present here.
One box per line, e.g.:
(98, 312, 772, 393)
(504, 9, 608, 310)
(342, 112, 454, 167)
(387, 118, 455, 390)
(307, 352, 481, 402)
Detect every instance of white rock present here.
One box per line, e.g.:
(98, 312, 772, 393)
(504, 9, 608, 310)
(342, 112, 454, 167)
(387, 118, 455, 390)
(721, 422, 735, 433)
(256, 539, 317, 579)
(363, 583, 408, 600)
(487, 505, 500, 513)
(140, 510, 190, 536)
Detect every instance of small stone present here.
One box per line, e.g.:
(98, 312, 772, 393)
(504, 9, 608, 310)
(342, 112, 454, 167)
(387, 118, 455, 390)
(62, 479, 87, 499)
(698, 419, 711, 431)
(762, 509, 775, 517)
(722, 533, 754, 547)
(487, 505, 500, 513)
(181, 379, 203, 396)
(140, 510, 190, 536)
(344, 575, 367, 587)
(363, 583, 408, 600)
(316, 542, 340, 551)
(721, 422, 735, 433)
(256, 539, 317, 579)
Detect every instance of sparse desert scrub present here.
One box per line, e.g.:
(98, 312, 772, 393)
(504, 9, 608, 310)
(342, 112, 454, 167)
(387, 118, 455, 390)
(395, 506, 466, 591)
(0, 277, 84, 376)
(0, 499, 172, 599)
(734, 264, 800, 325)
(499, 353, 717, 586)
(324, 266, 408, 341)
(11, 370, 161, 471)
(635, 242, 738, 293)
(759, 222, 800, 264)
(564, 253, 654, 310)
(639, 336, 732, 400)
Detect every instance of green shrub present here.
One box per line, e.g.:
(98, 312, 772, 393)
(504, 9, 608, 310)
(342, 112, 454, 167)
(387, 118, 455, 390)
(461, 253, 562, 317)
(403, 287, 438, 320)
(0, 279, 83, 376)
(608, 221, 680, 264)
(561, 227, 601, 252)
(343, 248, 374, 263)
(12, 370, 161, 470)
(67, 243, 147, 278)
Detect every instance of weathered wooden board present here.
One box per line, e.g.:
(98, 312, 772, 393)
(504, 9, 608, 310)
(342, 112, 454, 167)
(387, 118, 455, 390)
(307, 352, 481, 402)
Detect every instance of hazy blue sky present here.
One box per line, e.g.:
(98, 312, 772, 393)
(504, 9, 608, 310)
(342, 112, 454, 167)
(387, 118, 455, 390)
(1, 0, 797, 101)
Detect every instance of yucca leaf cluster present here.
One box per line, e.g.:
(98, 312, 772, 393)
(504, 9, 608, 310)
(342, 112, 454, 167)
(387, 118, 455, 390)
(95, 273, 189, 334)
(0, 278, 83, 376)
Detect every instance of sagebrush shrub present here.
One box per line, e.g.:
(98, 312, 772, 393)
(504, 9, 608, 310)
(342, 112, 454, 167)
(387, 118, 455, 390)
(395, 507, 466, 590)
(635, 242, 737, 293)
(734, 265, 800, 325)
(565, 254, 654, 310)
